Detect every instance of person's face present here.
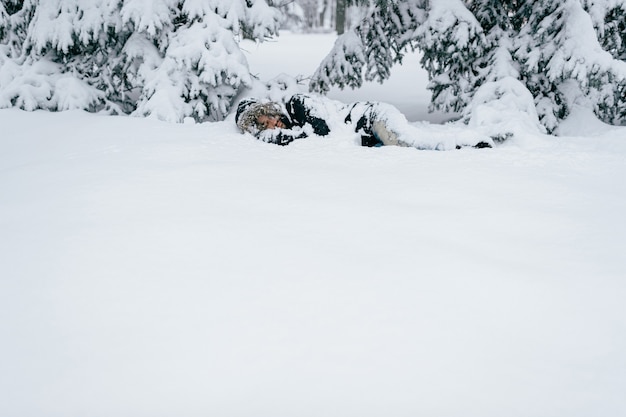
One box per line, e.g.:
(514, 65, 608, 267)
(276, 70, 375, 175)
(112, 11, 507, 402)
(256, 114, 285, 130)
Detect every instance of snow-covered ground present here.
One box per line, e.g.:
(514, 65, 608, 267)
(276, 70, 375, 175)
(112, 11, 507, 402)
(1, 32, 626, 417)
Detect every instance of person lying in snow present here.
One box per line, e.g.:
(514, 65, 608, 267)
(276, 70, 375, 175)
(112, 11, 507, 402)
(235, 94, 493, 149)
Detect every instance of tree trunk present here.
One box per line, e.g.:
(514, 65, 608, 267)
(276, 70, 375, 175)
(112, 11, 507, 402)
(335, 0, 346, 34)
(319, 0, 328, 29)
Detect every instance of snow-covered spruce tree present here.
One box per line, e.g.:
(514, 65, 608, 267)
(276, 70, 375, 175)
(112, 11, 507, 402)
(311, 0, 626, 133)
(125, 0, 281, 122)
(584, 0, 626, 59)
(410, 0, 543, 137)
(0, 3, 8, 43)
(460, 0, 544, 137)
(415, 0, 487, 114)
(0, 0, 281, 122)
(583, 0, 626, 124)
(0, 0, 32, 48)
(311, 0, 490, 114)
(516, 0, 626, 131)
(311, 0, 427, 94)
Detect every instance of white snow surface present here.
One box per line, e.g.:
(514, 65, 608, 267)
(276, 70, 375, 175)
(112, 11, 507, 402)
(2, 32, 626, 417)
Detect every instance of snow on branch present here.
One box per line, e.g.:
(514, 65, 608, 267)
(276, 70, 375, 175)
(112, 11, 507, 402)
(0, 0, 282, 122)
(310, 31, 365, 93)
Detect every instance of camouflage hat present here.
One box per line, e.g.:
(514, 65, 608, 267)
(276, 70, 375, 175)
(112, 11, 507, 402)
(235, 99, 258, 124)
(235, 99, 284, 135)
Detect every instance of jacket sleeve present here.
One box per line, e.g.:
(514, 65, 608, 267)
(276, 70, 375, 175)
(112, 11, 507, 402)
(257, 128, 308, 146)
(286, 95, 330, 136)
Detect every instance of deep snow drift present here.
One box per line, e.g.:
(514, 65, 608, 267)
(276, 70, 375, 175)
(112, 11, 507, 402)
(1, 32, 626, 417)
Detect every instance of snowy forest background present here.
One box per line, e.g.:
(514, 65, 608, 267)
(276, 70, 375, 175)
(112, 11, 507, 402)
(1, 0, 626, 134)
(2, 2, 626, 417)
